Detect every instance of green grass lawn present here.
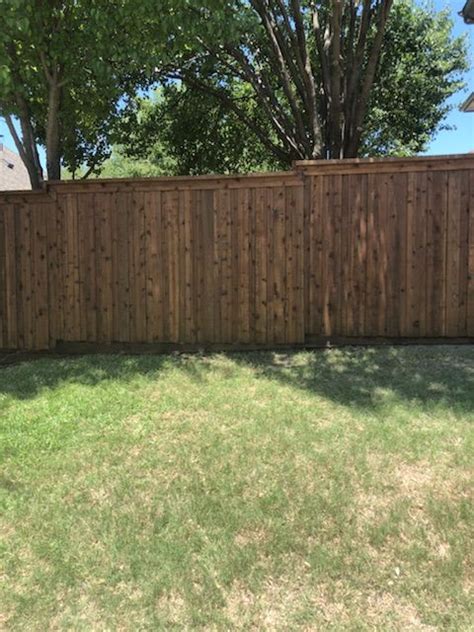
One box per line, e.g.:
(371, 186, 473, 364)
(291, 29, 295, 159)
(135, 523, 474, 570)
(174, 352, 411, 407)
(1, 346, 473, 630)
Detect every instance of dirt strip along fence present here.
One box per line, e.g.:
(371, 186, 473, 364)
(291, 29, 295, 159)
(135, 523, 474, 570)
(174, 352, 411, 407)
(0, 154, 473, 351)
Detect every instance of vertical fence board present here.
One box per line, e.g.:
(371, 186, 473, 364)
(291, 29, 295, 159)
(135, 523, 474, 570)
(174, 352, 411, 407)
(4, 206, 18, 348)
(76, 196, 87, 343)
(0, 206, 6, 348)
(144, 190, 162, 342)
(458, 172, 470, 336)
(237, 188, 250, 343)
(129, 191, 147, 342)
(254, 187, 267, 344)
(192, 190, 203, 343)
(168, 190, 181, 343)
(354, 174, 368, 336)
(321, 177, 332, 336)
(199, 189, 215, 343)
(212, 190, 223, 343)
(265, 187, 275, 344)
(395, 173, 408, 337)
(308, 176, 323, 336)
(365, 174, 378, 336)
(182, 190, 195, 343)
(18, 203, 33, 348)
(429, 172, 448, 336)
(446, 172, 462, 337)
(341, 175, 353, 335)
(468, 171, 474, 336)
(272, 186, 286, 343)
(220, 188, 233, 343)
(46, 199, 59, 346)
(95, 193, 113, 342)
(55, 195, 66, 344)
(285, 186, 295, 343)
(32, 204, 49, 349)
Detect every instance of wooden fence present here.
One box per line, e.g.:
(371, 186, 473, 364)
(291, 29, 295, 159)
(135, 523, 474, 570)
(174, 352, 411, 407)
(0, 154, 473, 351)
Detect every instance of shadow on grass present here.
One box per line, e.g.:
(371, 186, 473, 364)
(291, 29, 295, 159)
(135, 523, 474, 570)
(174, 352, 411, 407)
(0, 354, 169, 401)
(230, 346, 474, 414)
(0, 346, 473, 414)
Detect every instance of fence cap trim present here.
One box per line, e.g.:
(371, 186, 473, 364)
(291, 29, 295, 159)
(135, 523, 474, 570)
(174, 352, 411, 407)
(293, 153, 473, 167)
(0, 153, 473, 202)
(293, 153, 474, 176)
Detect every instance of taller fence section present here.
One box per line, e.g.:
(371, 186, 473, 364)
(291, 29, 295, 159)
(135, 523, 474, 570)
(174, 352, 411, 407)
(300, 156, 474, 340)
(0, 154, 473, 351)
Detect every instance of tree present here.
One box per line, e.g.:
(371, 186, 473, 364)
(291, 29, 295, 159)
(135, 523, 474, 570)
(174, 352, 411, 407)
(0, 0, 168, 187)
(118, 0, 466, 176)
(170, 0, 466, 163)
(360, 1, 466, 156)
(119, 85, 283, 176)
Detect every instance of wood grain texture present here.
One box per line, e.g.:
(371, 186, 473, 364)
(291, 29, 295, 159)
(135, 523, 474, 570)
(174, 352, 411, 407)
(0, 155, 472, 351)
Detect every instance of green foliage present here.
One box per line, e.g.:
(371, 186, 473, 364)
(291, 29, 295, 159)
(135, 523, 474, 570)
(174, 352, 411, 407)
(88, 145, 175, 179)
(0, 0, 173, 176)
(124, 0, 467, 171)
(119, 85, 283, 175)
(361, 1, 468, 156)
(0, 0, 468, 179)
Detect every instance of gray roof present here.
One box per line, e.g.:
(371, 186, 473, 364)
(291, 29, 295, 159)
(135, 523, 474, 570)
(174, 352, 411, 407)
(460, 92, 474, 112)
(0, 144, 31, 190)
(461, 0, 474, 23)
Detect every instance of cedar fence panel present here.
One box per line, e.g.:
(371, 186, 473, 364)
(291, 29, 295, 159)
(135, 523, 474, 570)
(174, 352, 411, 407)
(0, 154, 473, 351)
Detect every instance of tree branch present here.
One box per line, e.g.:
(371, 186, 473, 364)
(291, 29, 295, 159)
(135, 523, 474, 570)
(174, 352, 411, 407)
(346, 0, 393, 156)
(175, 72, 291, 163)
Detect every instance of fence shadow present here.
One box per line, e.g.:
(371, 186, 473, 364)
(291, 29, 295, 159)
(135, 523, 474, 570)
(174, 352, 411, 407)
(0, 354, 170, 401)
(1, 346, 473, 415)
(230, 346, 474, 415)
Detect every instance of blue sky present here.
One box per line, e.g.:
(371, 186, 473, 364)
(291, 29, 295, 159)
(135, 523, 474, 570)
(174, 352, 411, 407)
(1, 0, 473, 165)
(427, 0, 474, 154)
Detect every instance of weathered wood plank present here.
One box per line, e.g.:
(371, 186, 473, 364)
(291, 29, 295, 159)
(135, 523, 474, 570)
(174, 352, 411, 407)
(446, 172, 462, 336)
(341, 175, 353, 335)
(427, 172, 448, 336)
(182, 189, 195, 343)
(457, 171, 470, 336)
(96, 192, 114, 343)
(144, 190, 162, 342)
(468, 170, 474, 336)
(308, 176, 323, 336)
(237, 188, 251, 343)
(192, 189, 203, 343)
(200, 189, 215, 343)
(265, 186, 275, 343)
(272, 186, 286, 343)
(332, 175, 343, 335)
(4, 205, 18, 348)
(0, 206, 7, 348)
(365, 174, 379, 336)
(19, 203, 34, 348)
(255, 187, 267, 344)
(292, 183, 305, 342)
(31, 204, 49, 349)
(220, 188, 233, 343)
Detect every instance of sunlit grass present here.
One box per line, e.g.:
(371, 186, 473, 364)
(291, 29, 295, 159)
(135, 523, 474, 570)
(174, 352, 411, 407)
(1, 347, 473, 630)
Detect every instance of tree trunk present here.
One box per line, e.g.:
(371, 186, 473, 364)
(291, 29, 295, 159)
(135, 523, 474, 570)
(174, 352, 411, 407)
(5, 110, 43, 190)
(46, 80, 62, 180)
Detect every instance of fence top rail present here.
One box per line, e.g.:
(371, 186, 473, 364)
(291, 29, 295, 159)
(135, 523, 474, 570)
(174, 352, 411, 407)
(0, 153, 472, 203)
(293, 153, 474, 175)
(0, 171, 302, 202)
(0, 190, 54, 205)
